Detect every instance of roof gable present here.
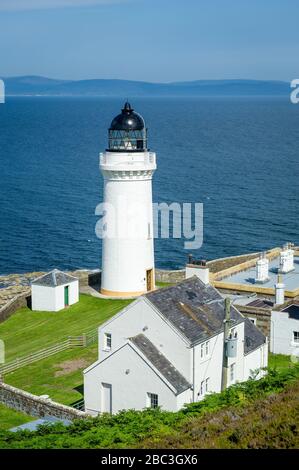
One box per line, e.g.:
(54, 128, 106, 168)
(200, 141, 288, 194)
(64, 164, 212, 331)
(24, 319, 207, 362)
(244, 317, 267, 354)
(130, 334, 190, 395)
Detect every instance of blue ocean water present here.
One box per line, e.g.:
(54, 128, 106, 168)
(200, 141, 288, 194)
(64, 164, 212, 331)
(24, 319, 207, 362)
(0, 97, 298, 275)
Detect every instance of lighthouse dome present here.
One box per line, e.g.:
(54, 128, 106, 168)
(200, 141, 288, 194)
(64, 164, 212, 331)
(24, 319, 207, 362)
(110, 102, 145, 131)
(108, 102, 147, 152)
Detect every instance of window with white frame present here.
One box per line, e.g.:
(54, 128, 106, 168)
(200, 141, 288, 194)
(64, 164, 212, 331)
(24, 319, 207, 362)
(205, 377, 210, 393)
(200, 380, 205, 395)
(147, 393, 158, 408)
(200, 343, 204, 358)
(230, 363, 235, 382)
(205, 341, 210, 355)
(104, 333, 112, 351)
(293, 331, 299, 343)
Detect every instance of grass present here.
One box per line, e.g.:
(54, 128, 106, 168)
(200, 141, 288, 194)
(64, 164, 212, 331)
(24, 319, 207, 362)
(268, 353, 293, 370)
(0, 294, 131, 361)
(0, 404, 33, 431)
(155, 281, 174, 288)
(5, 343, 98, 405)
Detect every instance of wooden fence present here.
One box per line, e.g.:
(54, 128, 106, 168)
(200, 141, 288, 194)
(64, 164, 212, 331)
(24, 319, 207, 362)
(0, 329, 98, 376)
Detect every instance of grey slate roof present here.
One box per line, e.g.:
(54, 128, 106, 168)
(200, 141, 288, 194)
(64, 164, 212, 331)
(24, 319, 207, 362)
(145, 277, 266, 353)
(244, 317, 267, 355)
(282, 304, 299, 320)
(145, 277, 243, 345)
(130, 334, 191, 395)
(247, 299, 273, 309)
(31, 269, 78, 287)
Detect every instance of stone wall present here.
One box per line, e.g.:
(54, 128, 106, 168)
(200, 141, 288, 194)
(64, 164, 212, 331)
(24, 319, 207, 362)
(0, 381, 90, 421)
(155, 268, 185, 283)
(236, 305, 271, 339)
(0, 292, 31, 324)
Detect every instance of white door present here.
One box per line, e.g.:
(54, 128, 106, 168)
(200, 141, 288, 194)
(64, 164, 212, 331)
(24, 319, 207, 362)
(101, 383, 112, 413)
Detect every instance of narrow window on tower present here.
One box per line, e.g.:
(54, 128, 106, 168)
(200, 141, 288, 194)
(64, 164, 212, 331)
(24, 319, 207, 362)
(148, 222, 151, 239)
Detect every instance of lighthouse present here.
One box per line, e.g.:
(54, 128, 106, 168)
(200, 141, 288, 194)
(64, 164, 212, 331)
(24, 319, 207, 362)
(99, 102, 156, 297)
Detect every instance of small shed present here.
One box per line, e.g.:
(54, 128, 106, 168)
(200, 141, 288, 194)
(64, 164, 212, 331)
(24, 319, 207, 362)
(31, 269, 79, 312)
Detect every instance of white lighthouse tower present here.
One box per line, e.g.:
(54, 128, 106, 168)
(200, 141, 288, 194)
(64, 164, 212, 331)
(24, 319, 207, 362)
(99, 102, 156, 297)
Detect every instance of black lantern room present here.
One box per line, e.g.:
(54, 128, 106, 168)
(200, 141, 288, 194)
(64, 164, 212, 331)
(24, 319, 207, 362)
(108, 102, 147, 152)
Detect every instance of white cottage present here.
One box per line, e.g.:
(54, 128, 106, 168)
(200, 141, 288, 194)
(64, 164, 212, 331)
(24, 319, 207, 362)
(84, 277, 268, 415)
(31, 269, 79, 312)
(270, 303, 299, 356)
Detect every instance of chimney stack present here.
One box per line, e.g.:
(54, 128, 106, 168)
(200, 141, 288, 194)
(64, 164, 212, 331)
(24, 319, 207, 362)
(255, 252, 269, 284)
(275, 273, 285, 306)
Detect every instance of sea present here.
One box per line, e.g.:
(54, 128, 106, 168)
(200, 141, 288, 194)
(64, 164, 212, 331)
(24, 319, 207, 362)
(0, 96, 298, 275)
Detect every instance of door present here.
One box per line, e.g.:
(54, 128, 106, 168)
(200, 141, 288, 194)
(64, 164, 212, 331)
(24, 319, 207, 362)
(64, 285, 69, 307)
(146, 269, 153, 291)
(101, 383, 112, 413)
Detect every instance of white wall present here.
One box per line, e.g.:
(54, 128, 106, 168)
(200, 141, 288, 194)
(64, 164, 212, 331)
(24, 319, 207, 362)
(243, 344, 268, 380)
(31, 285, 57, 311)
(271, 310, 299, 355)
(98, 298, 192, 381)
(185, 266, 209, 284)
(84, 343, 190, 415)
(31, 280, 79, 312)
(193, 321, 245, 400)
(55, 281, 79, 310)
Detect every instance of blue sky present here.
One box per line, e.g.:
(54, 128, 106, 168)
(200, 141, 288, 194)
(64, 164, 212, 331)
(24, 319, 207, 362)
(0, 0, 298, 82)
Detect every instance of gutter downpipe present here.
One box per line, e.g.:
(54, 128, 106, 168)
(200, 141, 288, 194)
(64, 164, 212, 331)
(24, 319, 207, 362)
(192, 346, 195, 402)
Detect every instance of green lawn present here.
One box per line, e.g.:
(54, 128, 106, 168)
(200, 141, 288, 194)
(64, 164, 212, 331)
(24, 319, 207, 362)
(268, 353, 293, 371)
(6, 343, 98, 406)
(0, 404, 33, 431)
(155, 281, 174, 288)
(0, 294, 131, 361)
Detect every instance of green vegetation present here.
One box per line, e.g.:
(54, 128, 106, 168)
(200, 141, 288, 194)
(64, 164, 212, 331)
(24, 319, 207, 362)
(0, 365, 298, 449)
(6, 343, 97, 406)
(0, 404, 33, 431)
(0, 294, 130, 405)
(268, 353, 293, 370)
(0, 295, 131, 361)
(155, 281, 174, 288)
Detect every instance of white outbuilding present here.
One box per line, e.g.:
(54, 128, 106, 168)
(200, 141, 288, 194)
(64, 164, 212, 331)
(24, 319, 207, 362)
(84, 277, 268, 415)
(31, 269, 79, 312)
(270, 303, 299, 356)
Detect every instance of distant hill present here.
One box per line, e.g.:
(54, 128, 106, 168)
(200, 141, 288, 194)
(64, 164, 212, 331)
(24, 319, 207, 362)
(1, 75, 290, 97)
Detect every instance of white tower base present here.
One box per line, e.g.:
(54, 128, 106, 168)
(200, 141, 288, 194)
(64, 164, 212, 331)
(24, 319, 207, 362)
(99, 151, 156, 298)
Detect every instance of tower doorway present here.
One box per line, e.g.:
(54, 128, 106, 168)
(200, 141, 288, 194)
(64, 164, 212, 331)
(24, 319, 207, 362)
(146, 269, 154, 292)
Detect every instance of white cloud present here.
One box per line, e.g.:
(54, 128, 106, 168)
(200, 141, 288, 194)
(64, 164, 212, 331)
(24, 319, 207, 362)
(0, 0, 128, 11)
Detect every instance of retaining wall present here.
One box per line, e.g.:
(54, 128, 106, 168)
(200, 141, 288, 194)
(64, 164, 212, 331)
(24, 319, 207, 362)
(0, 381, 89, 421)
